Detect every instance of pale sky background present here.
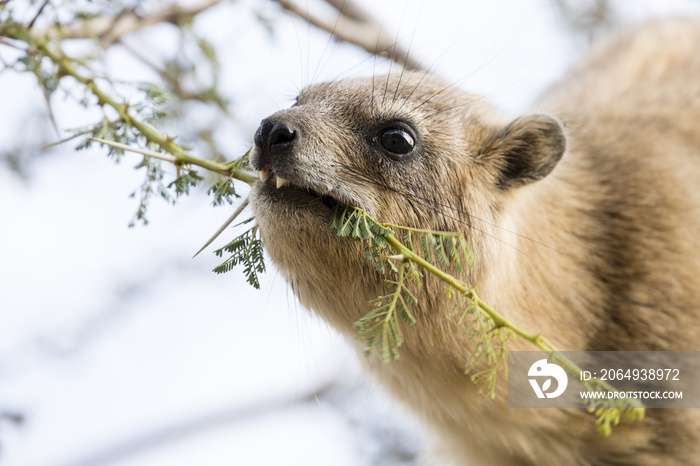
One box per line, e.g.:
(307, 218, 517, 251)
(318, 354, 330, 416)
(1, 1, 700, 465)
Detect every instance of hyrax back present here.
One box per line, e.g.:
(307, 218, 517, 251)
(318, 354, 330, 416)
(249, 17, 700, 466)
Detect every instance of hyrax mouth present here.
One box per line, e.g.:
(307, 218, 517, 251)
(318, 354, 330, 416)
(259, 168, 290, 189)
(252, 116, 344, 211)
(258, 169, 339, 210)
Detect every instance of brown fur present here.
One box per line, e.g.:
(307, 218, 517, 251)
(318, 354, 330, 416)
(249, 18, 700, 465)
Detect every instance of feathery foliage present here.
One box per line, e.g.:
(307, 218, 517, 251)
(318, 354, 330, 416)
(169, 170, 205, 197)
(328, 203, 645, 433)
(355, 262, 419, 361)
(207, 176, 240, 207)
(454, 292, 513, 399)
(128, 158, 170, 227)
(330, 204, 476, 362)
(581, 380, 646, 435)
(330, 203, 396, 272)
(213, 219, 266, 289)
(206, 150, 251, 207)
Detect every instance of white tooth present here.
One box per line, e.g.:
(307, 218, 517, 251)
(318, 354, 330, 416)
(259, 169, 270, 181)
(276, 177, 290, 189)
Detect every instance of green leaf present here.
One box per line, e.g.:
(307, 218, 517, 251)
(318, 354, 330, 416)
(213, 222, 266, 289)
(128, 157, 171, 227)
(138, 82, 170, 107)
(354, 262, 417, 362)
(207, 176, 240, 206)
(330, 203, 393, 241)
(168, 170, 204, 197)
(458, 292, 511, 399)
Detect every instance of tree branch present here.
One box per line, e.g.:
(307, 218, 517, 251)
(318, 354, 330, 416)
(273, 0, 424, 71)
(35, 0, 230, 45)
(29, 0, 423, 72)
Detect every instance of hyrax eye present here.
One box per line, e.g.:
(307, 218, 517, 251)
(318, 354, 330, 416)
(380, 128, 415, 155)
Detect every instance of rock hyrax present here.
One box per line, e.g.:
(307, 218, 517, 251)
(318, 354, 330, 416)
(249, 17, 700, 466)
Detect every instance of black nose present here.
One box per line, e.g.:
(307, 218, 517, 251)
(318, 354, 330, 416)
(254, 118, 296, 158)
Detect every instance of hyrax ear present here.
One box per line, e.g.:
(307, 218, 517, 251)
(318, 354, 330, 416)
(483, 114, 566, 189)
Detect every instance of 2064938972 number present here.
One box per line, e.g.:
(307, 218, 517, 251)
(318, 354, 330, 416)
(600, 368, 680, 381)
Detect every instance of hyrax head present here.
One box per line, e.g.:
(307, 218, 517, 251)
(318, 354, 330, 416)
(249, 72, 566, 246)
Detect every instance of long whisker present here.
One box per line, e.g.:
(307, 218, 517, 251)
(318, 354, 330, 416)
(335, 163, 561, 256)
(343, 168, 532, 259)
(371, 24, 382, 111)
(408, 42, 512, 115)
(419, 83, 522, 122)
(311, 0, 346, 85)
(390, 1, 423, 111)
(394, 35, 475, 116)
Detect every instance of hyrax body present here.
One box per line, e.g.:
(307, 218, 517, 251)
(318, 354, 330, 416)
(249, 18, 700, 465)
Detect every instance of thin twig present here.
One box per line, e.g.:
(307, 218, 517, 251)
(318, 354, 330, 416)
(41, 134, 83, 150)
(27, 0, 49, 30)
(89, 137, 178, 163)
(0, 37, 27, 51)
(40, 37, 252, 181)
(193, 197, 249, 258)
(1, 11, 258, 186)
(43, 89, 60, 138)
(41, 118, 116, 150)
(120, 41, 194, 99)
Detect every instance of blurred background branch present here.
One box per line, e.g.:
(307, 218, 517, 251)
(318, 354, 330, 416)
(32, 0, 229, 45)
(274, 0, 425, 70)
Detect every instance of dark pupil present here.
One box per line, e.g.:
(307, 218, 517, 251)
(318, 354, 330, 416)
(380, 128, 414, 154)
